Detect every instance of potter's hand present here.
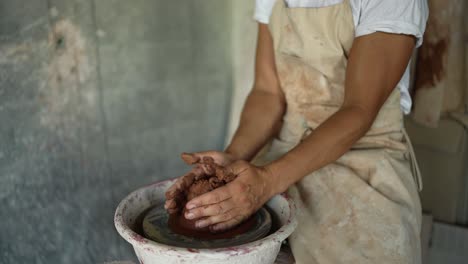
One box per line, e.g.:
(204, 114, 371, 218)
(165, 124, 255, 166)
(184, 160, 276, 232)
(164, 165, 202, 214)
(180, 151, 237, 167)
(164, 151, 237, 214)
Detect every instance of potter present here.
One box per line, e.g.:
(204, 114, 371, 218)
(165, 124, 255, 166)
(165, 0, 429, 263)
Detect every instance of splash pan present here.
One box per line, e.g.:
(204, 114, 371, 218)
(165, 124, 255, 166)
(114, 179, 297, 264)
(142, 205, 272, 249)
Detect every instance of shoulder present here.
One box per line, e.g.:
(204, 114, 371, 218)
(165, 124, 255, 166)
(356, 0, 429, 47)
(254, 0, 277, 24)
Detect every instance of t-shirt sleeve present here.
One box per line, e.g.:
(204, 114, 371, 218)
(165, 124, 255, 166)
(254, 0, 277, 24)
(356, 0, 429, 47)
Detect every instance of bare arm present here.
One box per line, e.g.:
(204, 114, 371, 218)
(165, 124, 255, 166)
(225, 24, 286, 161)
(164, 25, 282, 213)
(183, 32, 416, 232)
(267, 32, 416, 194)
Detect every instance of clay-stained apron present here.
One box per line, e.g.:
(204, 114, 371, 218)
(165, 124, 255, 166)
(254, 1, 423, 263)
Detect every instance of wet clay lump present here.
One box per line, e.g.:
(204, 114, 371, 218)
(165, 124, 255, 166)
(166, 154, 250, 239)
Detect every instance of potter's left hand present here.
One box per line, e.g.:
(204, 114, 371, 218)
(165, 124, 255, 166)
(184, 160, 277, 232)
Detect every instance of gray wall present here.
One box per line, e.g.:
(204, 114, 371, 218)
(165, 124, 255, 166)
(0, 0, 232, 263)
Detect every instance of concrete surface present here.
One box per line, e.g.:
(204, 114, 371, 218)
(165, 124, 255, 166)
(0, 0, 232, 263)
(225, 0, 257, 145)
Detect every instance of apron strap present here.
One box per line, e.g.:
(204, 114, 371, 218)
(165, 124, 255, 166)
(402, 129, 423, 191)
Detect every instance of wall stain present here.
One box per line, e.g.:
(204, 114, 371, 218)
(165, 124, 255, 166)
(411, 0, 463, 105)
(40, 19, 97, 142)
(414, 37, 449, 92)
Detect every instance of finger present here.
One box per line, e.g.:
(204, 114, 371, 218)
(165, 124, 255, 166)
(165, 168, 206, 212)
(182, 151, 230, 166)
(193, 209, 238, 228)
(166, 207, 180, 215)
(164, 195, 186, 212)
(164, 199, 177, 210)
(181, 152, 200, 165)
(191, 165, 209, 180)
(196, 151, 227, 165)
(181, 152, 215, 165)
(186, 185, 231, 210)
(181, 153, 216, 176)
(185, 199, 235, 220)
(165, 200, 182, 214)
(209, 215, 247, 232)
(165, 173, 193, 197)
(200, 163, 215, 175)
(164, 197, 185, 210)
(165, 168, 205, 199)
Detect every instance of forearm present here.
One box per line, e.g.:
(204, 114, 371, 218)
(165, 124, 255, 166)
(266, 105, 375, 194)
(225, 89, 285, 161)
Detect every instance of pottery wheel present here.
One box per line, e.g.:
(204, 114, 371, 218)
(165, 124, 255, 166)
(142, 205, 272, 249)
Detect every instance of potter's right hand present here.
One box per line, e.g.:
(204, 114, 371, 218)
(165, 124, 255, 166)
(164, 151, 237, 214)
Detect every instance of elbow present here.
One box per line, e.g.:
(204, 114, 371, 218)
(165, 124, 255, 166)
(251, 86, 286, 112)
(277, 95, 287, 114)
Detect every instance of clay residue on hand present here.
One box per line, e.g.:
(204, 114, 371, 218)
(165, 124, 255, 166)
(165, 155, 239, 236)
(181, 152, 200, 165)
(166, 155, 236, 208)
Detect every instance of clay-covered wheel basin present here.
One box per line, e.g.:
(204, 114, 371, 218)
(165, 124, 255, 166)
(114, 179, 297, 264)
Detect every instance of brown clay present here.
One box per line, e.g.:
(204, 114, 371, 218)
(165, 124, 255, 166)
(168, 212, 256, 240)
(166, 155, 241, 237)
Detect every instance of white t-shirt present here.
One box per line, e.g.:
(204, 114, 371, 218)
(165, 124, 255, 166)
(254, 0, 429, 114)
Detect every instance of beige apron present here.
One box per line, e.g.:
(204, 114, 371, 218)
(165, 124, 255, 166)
(255, 1, 423, 263)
